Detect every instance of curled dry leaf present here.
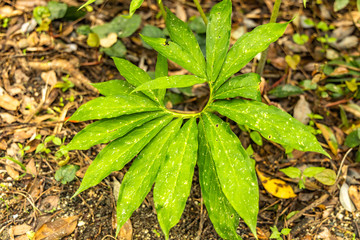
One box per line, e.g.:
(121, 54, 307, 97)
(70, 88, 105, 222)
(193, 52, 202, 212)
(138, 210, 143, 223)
(293, 95, 311, 125)
(256, 167, 296, 199)
(348, 185, 360, 210)
(34, 215, 79, 240)
(339, 183, 356, 212)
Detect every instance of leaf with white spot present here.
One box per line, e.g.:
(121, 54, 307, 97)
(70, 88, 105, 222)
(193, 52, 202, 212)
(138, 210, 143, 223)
(116, 118, 182, 234)
(155, 53, 168, 104)
(65, 112, 167, 150)
(206, 0, 232, 83)
(198, 121, 242, 240)
(73, 115, 173, 196)
(210, 99, 329, 156)
(69, 95, 161, 122)
(113, 57, 160, 103)
(214, 22, 288, 90)
(201, 112, 258, 237)
(91, 80, 139, 96)
(134, 75, 207, 92)
(213, 73, 261, 101)
(140, 35, 206, 78)
(165, 8, 206, 77)
(153, 118, 198, 239)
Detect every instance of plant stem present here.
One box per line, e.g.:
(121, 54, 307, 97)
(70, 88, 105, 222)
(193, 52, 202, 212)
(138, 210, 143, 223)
(158, 0, 167, 20)
(256, 0, 282, 76)
(193, 0, 208, 25)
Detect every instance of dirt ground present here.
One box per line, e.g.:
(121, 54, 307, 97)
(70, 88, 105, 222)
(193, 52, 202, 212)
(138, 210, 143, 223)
(1, 0, 360, 239)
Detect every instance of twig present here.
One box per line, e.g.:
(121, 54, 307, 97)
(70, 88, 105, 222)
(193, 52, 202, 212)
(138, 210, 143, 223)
(336, 148, 352, 179)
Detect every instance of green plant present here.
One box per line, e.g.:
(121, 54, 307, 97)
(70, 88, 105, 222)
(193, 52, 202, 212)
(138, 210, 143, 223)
(65, 1, 327, 239)
(345, 128, 360, 162)
(280, 166, 336, 189)
(270, 225, 291, 240)
(36, 135, 63, 154)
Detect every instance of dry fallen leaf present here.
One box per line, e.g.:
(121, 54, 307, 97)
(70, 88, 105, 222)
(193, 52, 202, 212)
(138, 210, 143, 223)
(34, 215, 79, 240)
(293, 95, 311, 125)
(256, 167, 296, 199)
(315, 123, 338, 155)
(11, 223, 32, 236)
(118, 219, 133, 240)
(348, 185, 360, 210)
(5, 165, 20, 180)
(0, 92, 20, 111)
(100, 32, 118, 48)
(41, 71, 58, 87)
(339, 183, 356, 212)
(39, 196, 60, 212)
(26, 159, 37, 176)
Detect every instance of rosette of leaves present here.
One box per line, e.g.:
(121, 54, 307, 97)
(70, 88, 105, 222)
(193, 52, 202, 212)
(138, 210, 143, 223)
(66, 1, 328, 239)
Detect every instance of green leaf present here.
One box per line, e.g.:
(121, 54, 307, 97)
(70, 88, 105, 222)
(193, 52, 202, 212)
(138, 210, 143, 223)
(270, 226, 281, 239)
(100, 40, 126, 58)
(69, 94, 161, 122)
(293, 33, 309, 45)
(55, 165, 79, 184)
(334, 0, 349, 11)
(210, 99, 328, 156)
(281, 228, 291, 235)
(48, 1, 68, 20)
(250, 131, 263, 146)
(165, 8, 206, 77)
(303, 167, 325, 178)
(201, 112, 258, 236)
(188, 16, 206, 34)
(155, 54, 168, 104)
(141, 25, 166, 49)
(280, 167, 301, 179)
(206, 0, 232, 83)
(79, 0, 96, 10)
(116, 118, 183, 234)
(358, 0, 360, 11)
(198, 121, 241, 240)
(154, 118, 198, 239)
(214, 22, 288, 90)
(91, 14, 141, 39)
(33, 6, 51, 24)
(213, 73, 261, 101)
(344, 128, 360, 148)
(91, 80, 136, 96)
(140, 36, 206, 78)
(314, 169, 336, 185)
(134, 75, 207, 91)
(74, 115, 173, 196)
(65, 112, 167, 150)
(268, 84, 304, 98)
(113, 57, 159, 103)
(129, 0, 144, 17)
(87, 33, 100, 47)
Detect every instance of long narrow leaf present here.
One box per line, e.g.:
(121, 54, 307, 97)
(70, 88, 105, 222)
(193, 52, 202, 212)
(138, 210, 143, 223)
(140, 35, 206, 78)
(165, 8, 206, 76)
(129, 0, 144, 17)
(155, 53, 168, 104)
(91, 80, 137, 96)
(116, 118, 183, 234)
(201, 112, 258, 236)
(73, 115, 173, 196)
(69, 95, 161, 122)
(198, 122, 242, 240)
(65, 112, 167, 150)
(206, 0, 232, 83)
(154, 118, 198, 239)
(113, 57, 159, 103)
(214, 22, 288, 90)
(210, 99, 329, 156)
(134, 75, 207, 91)
(213, 73, 261, 101)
